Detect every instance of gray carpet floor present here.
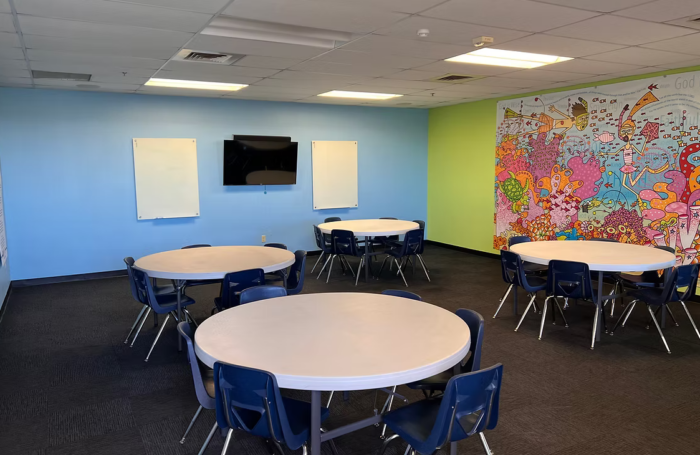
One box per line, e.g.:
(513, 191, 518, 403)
(1, 244, 699, 455)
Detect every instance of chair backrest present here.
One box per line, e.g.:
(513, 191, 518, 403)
(313, 225, 332, 253)
(673, 264, 698, 302)
(456, 309, 484, 373)
(413, 220, 426, 230)
(178, 322, 215, 408)
(331, 229, 359, 256)
(132, 268, 172, 313)
(324, 217, 341, 223)
(182, 244, 212, 249)
(656, 245, 675, 254)
(590, 237, 617, 242)
(508, 236, 530, 248)
(499, 250, 523, 287)
(219, 269, 266, 310)
(418, 364, 503, 452)
(264, 243, 287, 250)
(382, 289, 422, 300)
(400, 229, 425, 256)
(286, 250, 306, 295)
(124, 257, 146, 304)
(214, 362, 306, 450)
(380, 217, 398, 220)
(239, 285, 288, 305)
(547, 260, 595, 301)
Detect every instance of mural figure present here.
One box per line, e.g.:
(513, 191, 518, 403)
(504, 97, 589, 138)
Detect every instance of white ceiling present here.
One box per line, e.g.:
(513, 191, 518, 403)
(1, 0, 700, 108)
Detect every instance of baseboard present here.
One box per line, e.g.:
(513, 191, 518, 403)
(12, 269, 127, 288)
(425, 240, 499, 259)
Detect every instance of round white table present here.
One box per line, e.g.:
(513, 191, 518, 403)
(195, 292, 470, 455)
(510, 240, 676, 343)
(318, 219, 420, 282)
(134, 246, 295, 350)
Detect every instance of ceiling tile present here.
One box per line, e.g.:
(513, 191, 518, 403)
(23, 34, 179, 59)
(234, 56, 305, 70)
(533, 0, 653, 12)
(0, 31, 19, 48)
(288, 60, 401, 77)
(613, 0, 700, 22)
(460, 77, 539, 88)
(0, 13, 15, 33)
(373, 16, 530, 46)
(491, 34, 626, 58)
(29, 60, 158, 78)
(189, 35, 325, 59)
(411, 60, 524, 76)
(654, 58, 700, 69)
(268, 70, 371, 83)
(17, 16, 194, 47)
(0, 1, 9, 13)
(14, 0, 213, 32)
(342, 35, 472, 60)
(382, 69, 449, 81)
(0, 67, 28, 77)
(137, 86, 228, 97)
(313, 50, 435, 70)
(27, 49, 166, 69)
(586, 47, 694, 65)
(0, 47, 24, 59)
(0, 58, 27, 69)
(422, 83, 503, 94)
(163, 60, 278, 77)
(106, 0, 232, 14)
(33, 80, 141, 90)
(0, 77, 32, 86)
(421, 0, 599, 33)
(227, 92, 307, 101)
(537, 58, 644, 74)
(363, 78, 446, 89)
(254, 78, 351, 91)
(501, 68, 588, 82)
(640, 33, 700, 56)
(232, 85, 323, 96)
(222, 0, 408, 34)
(304, 0, 445, 14)
(545, 16, 695, 45)
(154, 71, 262, 85)
(332, 84, 422, 95)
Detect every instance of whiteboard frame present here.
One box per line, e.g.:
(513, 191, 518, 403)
(133, 138, 201, 220)
(312, 140, 359, 210)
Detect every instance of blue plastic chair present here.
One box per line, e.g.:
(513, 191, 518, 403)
(413, 220, 426, 230)
(380, 364, 503, 455)
(321, 229, 366, 285)
(181, 245, 222, 289)
(213, 362, 338, 455)
(375, 217, 399, 245)
(324, 217, 341, 223)
(379, 229, 429, 287)
(611, 264, 700, 354)
(214, 269, 265, 312)
(312, 225, 334, 275)
(177, 322, 217, 451)
(264, 243, 287, 250)
(285, 250, 307, 295)
(407, 309, 485, 396)
(123, 257, 175, 346)
(239, 285, 287, 305)
(132, 268, 197, 362)
(382, 289, 422, 300)
(508, 236, 547, 274)
(494, 250, 546, 319)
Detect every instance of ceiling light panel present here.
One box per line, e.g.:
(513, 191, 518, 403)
(318, 90, 402, 100)
(446, 48, 572, 68)
(145, 78, 248, 91)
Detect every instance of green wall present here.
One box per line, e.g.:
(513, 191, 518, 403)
(427, 65, 700, 254)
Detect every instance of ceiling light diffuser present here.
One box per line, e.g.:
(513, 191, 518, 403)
(446, 48, 573, 68)
(317, 90, 402, 100)
(145, 78, 248, 91)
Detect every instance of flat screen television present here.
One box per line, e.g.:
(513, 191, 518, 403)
(223, 137, 298, 186)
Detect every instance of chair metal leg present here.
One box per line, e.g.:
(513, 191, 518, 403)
(680, 301, 700, 341)
(554, 299, 568, 327)
(221, 428, 234, 455)
(379, 434, 399, 455)
(380, 385, 397, 439)
(326, 391, 334, 408)
(514, 293, 537, 332)
(184, 309, 198, 328)
(377, 256, 390, 278)
(130, 307, 151, 347)
(493, 284, 513, 319)
(311, 252, 325, 273)
(538, 297, 550, 340)
(610, 299, 636, 335)
(326, 255, 336, 283)
(355, 256, 364, 286)
(179, 405, 203, 444)
(124, 306, 148, 344)
(302, 443, 308, 455)
(591, 305, 600, 350)
(197, 423, 218, 455)
(317, 255, 332, 279)
(450, 441, 457, 455)
(145, 313, 170, 362)
(610, 282, 618, 317)
(417, 254, 431, 282)
(395, 259, 408, 287)
(622, 300, 637, 327)
(647, 304, 671, 354)
(479, 433, 493, 455)
(666, 305, 679, 326)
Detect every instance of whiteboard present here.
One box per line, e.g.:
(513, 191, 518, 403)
(133, 138, 200, 220)
(312, 141, 358, 210)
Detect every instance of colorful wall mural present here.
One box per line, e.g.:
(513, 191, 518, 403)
(494, 71, 700, 265)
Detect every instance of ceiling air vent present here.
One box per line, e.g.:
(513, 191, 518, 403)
(31, 70, 91, 81)
(173, 49, 244, 65)
(429, 74, 485, 83)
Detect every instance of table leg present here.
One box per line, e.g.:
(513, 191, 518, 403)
(365, 236, 370, 283)
(311, 390, 322, 455)
(177, 280, 183, 351)
(596, 271, 603, 342)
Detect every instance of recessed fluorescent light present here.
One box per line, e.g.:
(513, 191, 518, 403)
(317, 90, 402, 100)
(145, 78, 248, 91)
(446, 48, 573, 68)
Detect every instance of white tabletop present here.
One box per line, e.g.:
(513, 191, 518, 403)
(195, 293, 471, 391)
(134, 246, 296, 280)
(318, 219, 419, 237)
(510, 240, 676, 272)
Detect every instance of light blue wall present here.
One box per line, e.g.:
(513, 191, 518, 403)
(0, 88, 428, 280)
(0, 162, 9, 305)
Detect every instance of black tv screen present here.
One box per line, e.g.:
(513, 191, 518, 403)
(223, 139, 298, 185)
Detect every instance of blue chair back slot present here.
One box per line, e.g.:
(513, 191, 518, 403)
(382, 289, 422, 300)
(332, 229, 359, 256)
(547, 260, 595, 301)
(239, 286, 287, 305)
(508, 236, 530, 248)
(286, 250, 306, 295)
(219, 269, 266, 310)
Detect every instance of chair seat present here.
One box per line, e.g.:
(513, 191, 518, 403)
(627, 287, 667, 306)
(619, 272, 661, 288)
(525, 276, 547, 291)
(245, 397, 330, 441)
(203, 369, 215, 399)
(153, 293, 196, 313)
(407, 370, 453, 392)
(186, 279, 221, 287)
(153, 283, 176, 295)
(522, 262, 547, 274)
(383, 397, 442, 449)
